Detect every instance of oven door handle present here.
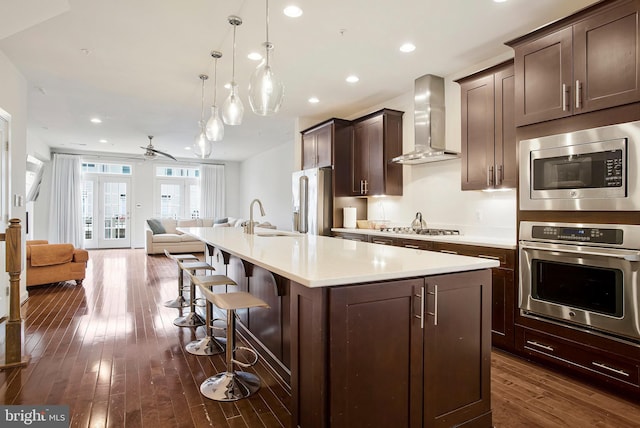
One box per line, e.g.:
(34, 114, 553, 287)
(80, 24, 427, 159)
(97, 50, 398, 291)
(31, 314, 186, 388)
(520, 241, 640, 262)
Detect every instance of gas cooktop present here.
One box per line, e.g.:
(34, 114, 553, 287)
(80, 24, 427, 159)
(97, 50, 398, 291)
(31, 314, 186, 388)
(379, 227, 461, 236)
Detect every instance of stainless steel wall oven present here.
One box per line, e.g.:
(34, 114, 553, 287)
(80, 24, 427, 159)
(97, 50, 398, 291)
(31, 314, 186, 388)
(519, 120, 640, 211)
(519, 221, 640, 344)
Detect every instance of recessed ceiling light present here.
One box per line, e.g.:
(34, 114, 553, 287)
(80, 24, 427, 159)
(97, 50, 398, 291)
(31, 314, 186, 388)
(185, 146, 192, 150)
(308, 97, 319, 104)
(283, 5, 303, 18)
(248, 52, 262, 61)
(493, 0, 508, 3)
(224, 82, 231, 89)
(400, 43, 416, 53)
(99, 139, 108, 143)
(90, 117, 102, 124)
(346, 75, 359, 83)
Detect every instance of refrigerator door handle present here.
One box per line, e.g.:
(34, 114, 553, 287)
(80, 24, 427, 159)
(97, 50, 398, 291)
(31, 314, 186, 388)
(299, 175, 309, 233)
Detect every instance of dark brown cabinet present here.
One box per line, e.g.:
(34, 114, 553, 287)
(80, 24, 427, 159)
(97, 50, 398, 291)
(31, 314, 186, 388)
(327, 270, 492, 428)
(300, 118, 352, 169)
(345, 109, 403, 196)
(457, 60, 516, 190)
(433, 242, 516, 352)
(507, 0, 640, 126)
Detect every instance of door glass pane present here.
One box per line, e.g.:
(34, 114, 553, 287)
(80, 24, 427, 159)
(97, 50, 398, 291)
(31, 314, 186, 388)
(189, 184, 200, 218)
(160, 183, 181, 218)
(82, 181, 94, 240)
(103, 182, 127, 240)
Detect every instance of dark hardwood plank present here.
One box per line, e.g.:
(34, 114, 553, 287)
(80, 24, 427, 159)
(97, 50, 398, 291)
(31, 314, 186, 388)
(2, 248, 638, 428)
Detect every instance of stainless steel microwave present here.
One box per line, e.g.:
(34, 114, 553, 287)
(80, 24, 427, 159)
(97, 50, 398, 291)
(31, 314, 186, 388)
(519, 120, 640, 211)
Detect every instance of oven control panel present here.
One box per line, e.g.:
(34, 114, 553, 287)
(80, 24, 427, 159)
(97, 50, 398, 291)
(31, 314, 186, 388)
(531, 225, 623, 244)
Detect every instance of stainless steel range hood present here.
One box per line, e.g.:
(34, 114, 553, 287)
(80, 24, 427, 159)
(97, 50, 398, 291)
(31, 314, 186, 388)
(391, 74, 460, 164)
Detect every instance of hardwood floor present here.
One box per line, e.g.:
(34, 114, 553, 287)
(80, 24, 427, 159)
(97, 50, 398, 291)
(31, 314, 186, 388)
(1, 248, 639, 427)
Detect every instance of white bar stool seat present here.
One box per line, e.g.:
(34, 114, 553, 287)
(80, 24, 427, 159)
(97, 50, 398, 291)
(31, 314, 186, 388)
(185, 274, 237, 356)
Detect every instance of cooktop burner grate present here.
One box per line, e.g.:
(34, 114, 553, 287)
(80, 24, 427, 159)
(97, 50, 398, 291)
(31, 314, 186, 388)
(379, 227, 460, 236)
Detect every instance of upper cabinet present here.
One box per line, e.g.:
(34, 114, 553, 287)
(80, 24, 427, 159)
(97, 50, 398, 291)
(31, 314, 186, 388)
(339, 108, 403, 197)
(457, 60, 516, 190)
(506, 0, 640, 126)
(301, 119, 351, 169)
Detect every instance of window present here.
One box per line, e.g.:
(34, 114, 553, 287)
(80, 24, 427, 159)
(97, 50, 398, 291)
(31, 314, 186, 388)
(155, 166, 200, 219)
(82, 162, 131, 175)
(26, 155, 44, 202)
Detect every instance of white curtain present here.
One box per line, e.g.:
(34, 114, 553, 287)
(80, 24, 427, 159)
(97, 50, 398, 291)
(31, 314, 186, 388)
(200, 164, 225, 219)
(49, 154, 84, 247)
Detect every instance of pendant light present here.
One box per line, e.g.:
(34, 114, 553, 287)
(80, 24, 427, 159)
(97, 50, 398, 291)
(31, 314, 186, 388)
(248, 0, 284, 116)
(205, 51, 224, 141)
(193, 74, 213, 159)
(222, 16, 244, 125)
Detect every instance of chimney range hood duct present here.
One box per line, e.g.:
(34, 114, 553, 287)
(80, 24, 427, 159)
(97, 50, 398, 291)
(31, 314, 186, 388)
(391, 74, 459, 164)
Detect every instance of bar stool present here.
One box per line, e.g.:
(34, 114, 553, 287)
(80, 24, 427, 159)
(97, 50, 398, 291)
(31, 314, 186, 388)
(185, 273, 237, 356)
(192, 277, 269, 401)
(173, 259, 215, 328)
(163, 250, 198, 308)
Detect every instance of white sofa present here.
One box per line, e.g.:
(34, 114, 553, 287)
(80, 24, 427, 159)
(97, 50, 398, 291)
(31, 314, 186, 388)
(145, 217, 217, 255)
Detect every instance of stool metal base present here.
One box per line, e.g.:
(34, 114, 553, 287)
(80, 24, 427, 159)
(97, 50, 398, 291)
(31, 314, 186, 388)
(185, 336, 224, 356)
(173, 312, 205, 328)
(200, 371, 261, 402)
(163, 295, 190, 309)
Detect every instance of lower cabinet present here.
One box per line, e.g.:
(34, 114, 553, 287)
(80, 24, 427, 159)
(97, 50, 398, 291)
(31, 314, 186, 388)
(292, 270, 493, 428)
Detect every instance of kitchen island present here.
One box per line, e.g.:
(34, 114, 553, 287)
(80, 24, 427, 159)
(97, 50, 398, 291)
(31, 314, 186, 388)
(180, 226, 499, 428)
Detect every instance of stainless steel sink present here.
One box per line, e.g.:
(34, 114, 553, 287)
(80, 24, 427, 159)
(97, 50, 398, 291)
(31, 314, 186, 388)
(255, 232, 294, 237)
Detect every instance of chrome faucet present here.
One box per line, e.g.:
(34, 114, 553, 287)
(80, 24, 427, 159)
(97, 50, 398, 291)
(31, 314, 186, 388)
(247, 198, 265, 234)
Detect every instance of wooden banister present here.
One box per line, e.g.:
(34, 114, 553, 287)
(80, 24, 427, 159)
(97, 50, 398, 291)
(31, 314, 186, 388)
(1, 218, 30, 369)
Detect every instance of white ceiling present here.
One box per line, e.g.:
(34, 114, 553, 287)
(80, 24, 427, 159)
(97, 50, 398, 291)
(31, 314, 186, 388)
(0, 0, 598, 162)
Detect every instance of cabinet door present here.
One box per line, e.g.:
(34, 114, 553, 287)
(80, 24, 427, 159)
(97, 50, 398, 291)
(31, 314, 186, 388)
(302, 132, 317, 169)
(315, 124, 332, 167)
(423, 270, 492, 427)
(490, 267, 515, 350)
(460, 74, 495, 190)
(514, 26, 573, 126)
(494, 65, 516, 189)
(573, 2, 640, 113)
(330, 279, 423, 428)
(352, 116, 384, 195)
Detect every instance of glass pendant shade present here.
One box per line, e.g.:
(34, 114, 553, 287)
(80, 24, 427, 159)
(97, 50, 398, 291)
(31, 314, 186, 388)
(205, 105, 224, 141)
(193, 122, 212, 158)
(249, 52, 284, 116)
(222, 82, 244, 125)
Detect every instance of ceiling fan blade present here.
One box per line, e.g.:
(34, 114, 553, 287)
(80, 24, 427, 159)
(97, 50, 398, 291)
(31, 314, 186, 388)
(148, 146, 177, 161)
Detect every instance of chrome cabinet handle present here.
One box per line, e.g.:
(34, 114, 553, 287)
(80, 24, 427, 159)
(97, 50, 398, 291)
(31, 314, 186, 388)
(415, 286, 425, 329)
(404, 244, 421, 249)
(478, 254, 500, 260)
(592, 362, 629, 377)
(575, 80, 582, 109)
(440, 249, 458, 255)
(364, 180, 368, 194)
(487, 166, 494, 187)
(526, 340, 554, 352)
(426, 285, 438, 326)
(496, 165, 503, 186)
(562, 83, 569, 111)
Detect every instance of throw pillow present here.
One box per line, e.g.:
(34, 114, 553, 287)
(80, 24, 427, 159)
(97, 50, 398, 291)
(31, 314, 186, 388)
(214, 217, 228, 224)
(147, 218, 166, 234)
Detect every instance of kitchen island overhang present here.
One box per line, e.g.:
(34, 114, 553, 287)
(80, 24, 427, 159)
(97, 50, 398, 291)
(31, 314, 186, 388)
(179, 226, 498, 428)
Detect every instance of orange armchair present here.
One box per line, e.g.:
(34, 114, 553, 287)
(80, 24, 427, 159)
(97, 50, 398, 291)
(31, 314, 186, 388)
(26, 240, 89, 287)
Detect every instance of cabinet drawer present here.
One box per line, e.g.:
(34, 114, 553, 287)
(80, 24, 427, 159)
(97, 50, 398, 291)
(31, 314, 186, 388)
(397, 238, 434, 251)
(369, 236, 398, 246)
(518, 327, 640, 387)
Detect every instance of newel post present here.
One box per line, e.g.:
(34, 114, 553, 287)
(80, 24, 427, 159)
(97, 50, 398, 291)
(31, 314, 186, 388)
(1, 218, 30, 369)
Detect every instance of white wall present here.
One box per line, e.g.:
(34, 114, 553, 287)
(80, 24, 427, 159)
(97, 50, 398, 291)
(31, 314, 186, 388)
(239, 140, 295, 230)
(0, 50, 29, 304)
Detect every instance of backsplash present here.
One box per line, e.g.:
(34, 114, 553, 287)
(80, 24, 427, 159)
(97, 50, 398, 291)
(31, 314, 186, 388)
(366, 158, 517, 242)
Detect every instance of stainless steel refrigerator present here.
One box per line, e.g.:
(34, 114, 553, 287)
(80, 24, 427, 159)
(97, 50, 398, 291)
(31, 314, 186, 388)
(292, 167, 332, 235)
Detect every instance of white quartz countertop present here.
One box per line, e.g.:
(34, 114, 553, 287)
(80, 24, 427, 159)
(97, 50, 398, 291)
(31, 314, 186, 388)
(331, 228, 517, 250)
(179, 227, 499, 288)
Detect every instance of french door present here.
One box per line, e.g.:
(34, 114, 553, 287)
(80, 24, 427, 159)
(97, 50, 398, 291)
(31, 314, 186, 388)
(82, 176, 131, 249)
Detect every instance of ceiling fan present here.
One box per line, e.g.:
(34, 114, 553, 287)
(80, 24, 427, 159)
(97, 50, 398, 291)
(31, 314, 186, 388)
(141, 135, 177, 161)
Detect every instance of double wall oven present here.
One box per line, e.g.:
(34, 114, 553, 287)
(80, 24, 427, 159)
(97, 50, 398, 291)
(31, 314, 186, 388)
(519, 121, 640, 345)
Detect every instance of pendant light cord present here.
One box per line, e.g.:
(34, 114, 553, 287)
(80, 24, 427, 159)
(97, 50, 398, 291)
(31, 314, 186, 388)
(213, 58, 218, 104)
(200, 76, 206, 124)
(265, 0, 271, 67)
(232, 24, 237, 84)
